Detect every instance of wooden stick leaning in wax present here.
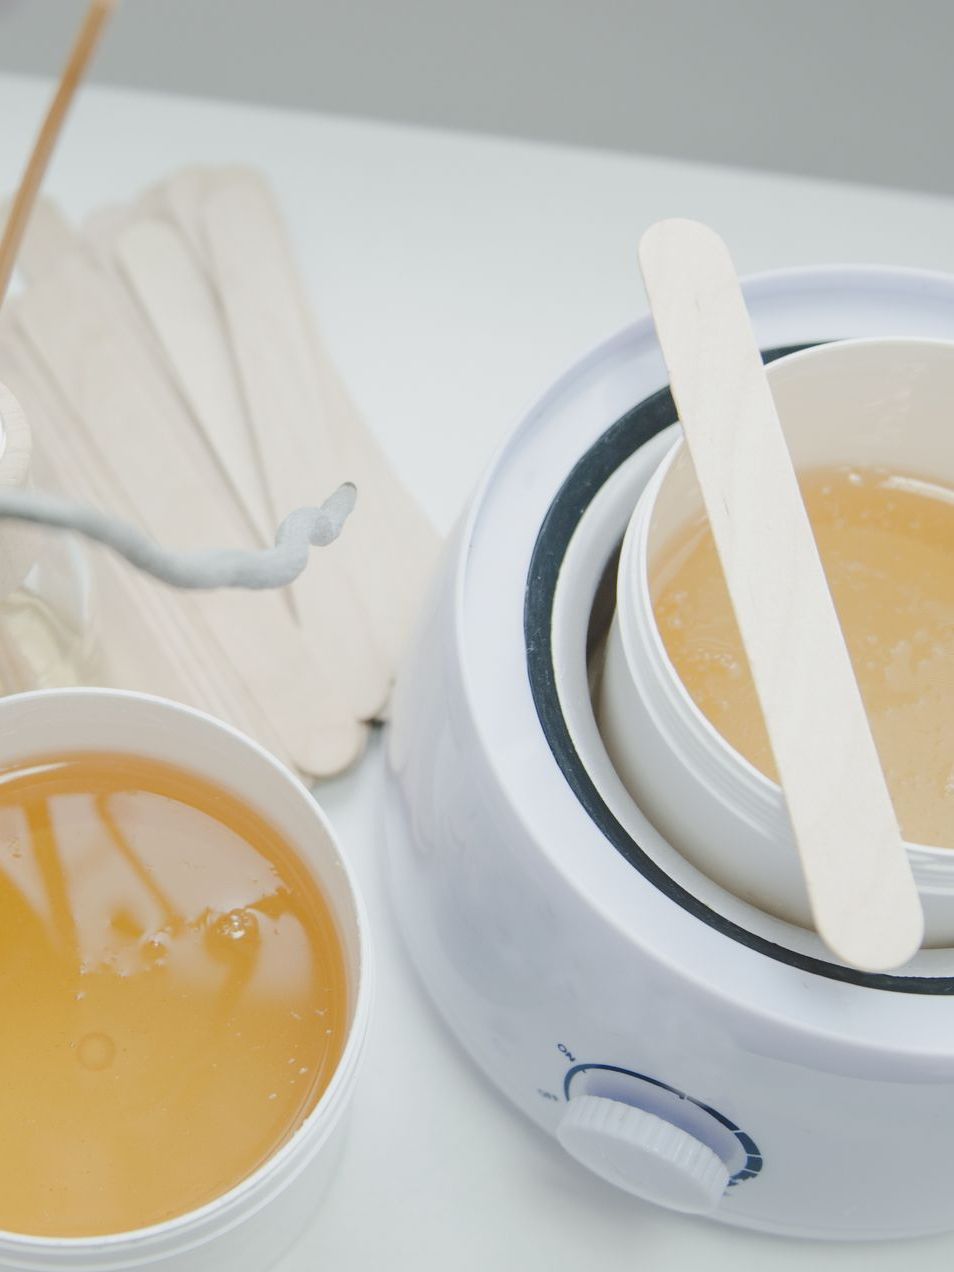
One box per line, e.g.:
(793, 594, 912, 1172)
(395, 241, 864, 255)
(638, 218, 923, 972)
(0, 0, 119, 307)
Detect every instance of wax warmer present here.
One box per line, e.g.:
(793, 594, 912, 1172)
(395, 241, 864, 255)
(384, 265, 954, 1241)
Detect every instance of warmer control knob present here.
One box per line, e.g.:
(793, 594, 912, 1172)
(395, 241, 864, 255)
(556, 1095, 730, 1214)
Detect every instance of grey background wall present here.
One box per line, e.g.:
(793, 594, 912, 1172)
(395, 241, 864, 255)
(0, 0, 949, 195)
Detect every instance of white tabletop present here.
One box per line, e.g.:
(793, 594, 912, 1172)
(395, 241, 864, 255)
(4, 71, 954, 1269)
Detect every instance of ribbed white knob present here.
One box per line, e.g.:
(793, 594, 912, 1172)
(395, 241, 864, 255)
(556, 1095, 729, 1215)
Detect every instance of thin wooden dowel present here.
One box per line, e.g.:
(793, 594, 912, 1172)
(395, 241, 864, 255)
(0, 0, 118, 307)
(638, 218, 924, 971)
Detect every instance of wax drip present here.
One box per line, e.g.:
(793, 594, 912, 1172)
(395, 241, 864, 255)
(0, 482, 356, 590)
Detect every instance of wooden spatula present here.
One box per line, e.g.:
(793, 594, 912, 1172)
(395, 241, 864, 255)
(115, 218, 274, 544)
(638, 217, 923, 972)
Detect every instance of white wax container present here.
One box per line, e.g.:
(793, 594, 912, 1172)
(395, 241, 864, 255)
(0, 688, 372, 1272)
(599, 337, 954, 946)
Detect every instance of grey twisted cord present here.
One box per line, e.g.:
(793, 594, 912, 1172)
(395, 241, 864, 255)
(0, 482, 356, 589)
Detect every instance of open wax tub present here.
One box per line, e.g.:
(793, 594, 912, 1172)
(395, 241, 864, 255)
(0, 688, 372, 1272)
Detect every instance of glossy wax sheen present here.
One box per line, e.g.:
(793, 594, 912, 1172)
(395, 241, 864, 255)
(0, 753, 346, 1238)
(652, 465, 954, 850)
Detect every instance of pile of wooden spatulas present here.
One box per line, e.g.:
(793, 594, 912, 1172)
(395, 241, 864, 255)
(0, 167, 440, 778)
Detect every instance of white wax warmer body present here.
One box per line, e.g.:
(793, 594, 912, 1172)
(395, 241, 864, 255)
(599, 337, 954, 943)
(384, 267, 954, 1240)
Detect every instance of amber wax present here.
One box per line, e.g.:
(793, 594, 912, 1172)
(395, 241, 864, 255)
(652, 465, 954, 850)
(0, 753, 346, 1236)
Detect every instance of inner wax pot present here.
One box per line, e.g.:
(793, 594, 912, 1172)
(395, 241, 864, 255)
(600, 337, 954, 945)
(384, 266, 954, 1240)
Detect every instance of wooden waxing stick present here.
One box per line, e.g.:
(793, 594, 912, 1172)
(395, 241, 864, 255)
(0, 0, 119, 306)
(639, 218, 923, 972)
